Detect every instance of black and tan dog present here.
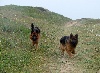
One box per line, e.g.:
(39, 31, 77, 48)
(60, 33, 78, 58)
(30, 23, 40, 49)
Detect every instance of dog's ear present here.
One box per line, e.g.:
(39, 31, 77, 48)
(75, 34, 78, 38)
(70, 33, 73, 38)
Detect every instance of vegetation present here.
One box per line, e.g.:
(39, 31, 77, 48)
(0, 5, 100, 73)
(64, 19, 100, 73)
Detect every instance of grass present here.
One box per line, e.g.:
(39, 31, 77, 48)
(64, 22, 100, 73)
(0, 5, 67, 73)
(0, 5, 100, 73)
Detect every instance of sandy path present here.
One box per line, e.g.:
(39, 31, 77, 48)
(44, 21, 84, 73)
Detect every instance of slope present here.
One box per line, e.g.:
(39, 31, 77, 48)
(60, 18, 100, 73)
(0, 5, 100, 73)
(0, 5, 71, 73)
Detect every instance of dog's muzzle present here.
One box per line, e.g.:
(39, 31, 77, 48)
(32, 35, 37, 41)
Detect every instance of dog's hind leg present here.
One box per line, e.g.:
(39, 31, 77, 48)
(60, 44, 65, 57)
(61, 49, 65, 57)
(66, 48, 73, 58)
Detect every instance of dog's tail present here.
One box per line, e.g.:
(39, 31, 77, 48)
(31, 23, 34, 34)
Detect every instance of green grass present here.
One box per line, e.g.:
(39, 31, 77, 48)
(64, 22, 100, 73)
(0, 5, 67, 73)
(0, 5, 100, 73)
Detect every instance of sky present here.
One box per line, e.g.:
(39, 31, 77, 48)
(0, 0, 100, 20)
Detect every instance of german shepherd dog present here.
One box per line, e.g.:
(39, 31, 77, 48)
(60, 33, 78, 58)
(30, 23, 40, 49)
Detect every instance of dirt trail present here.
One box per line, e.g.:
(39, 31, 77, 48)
(59, 58, 77, 73)
(46, 21, 84, 73)
(58, 21, 82, 73)
(46, 56, 83, 73)
(65, 20, 82, 27)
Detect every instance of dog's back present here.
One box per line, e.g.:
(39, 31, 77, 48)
(34, 27, 40, 34)
(60, 36, 69, 46)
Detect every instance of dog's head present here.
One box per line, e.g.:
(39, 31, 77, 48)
(69, 33, 78, 47)
(31, 23, 40, 34)
(31, 32, 38, 41)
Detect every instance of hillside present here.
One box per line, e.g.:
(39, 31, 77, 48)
(0, 5, 71, 73)
(0, 5, 100, 73)
(63, 18, 100, 73)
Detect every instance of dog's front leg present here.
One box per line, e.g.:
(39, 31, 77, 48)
(66, 49, 73, 58)
(36, 44, 38, 49)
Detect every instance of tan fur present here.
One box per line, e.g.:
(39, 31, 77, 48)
(30, 32, 40, 49)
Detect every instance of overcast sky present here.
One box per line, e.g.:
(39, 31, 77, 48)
(0, 0, 100, 20)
